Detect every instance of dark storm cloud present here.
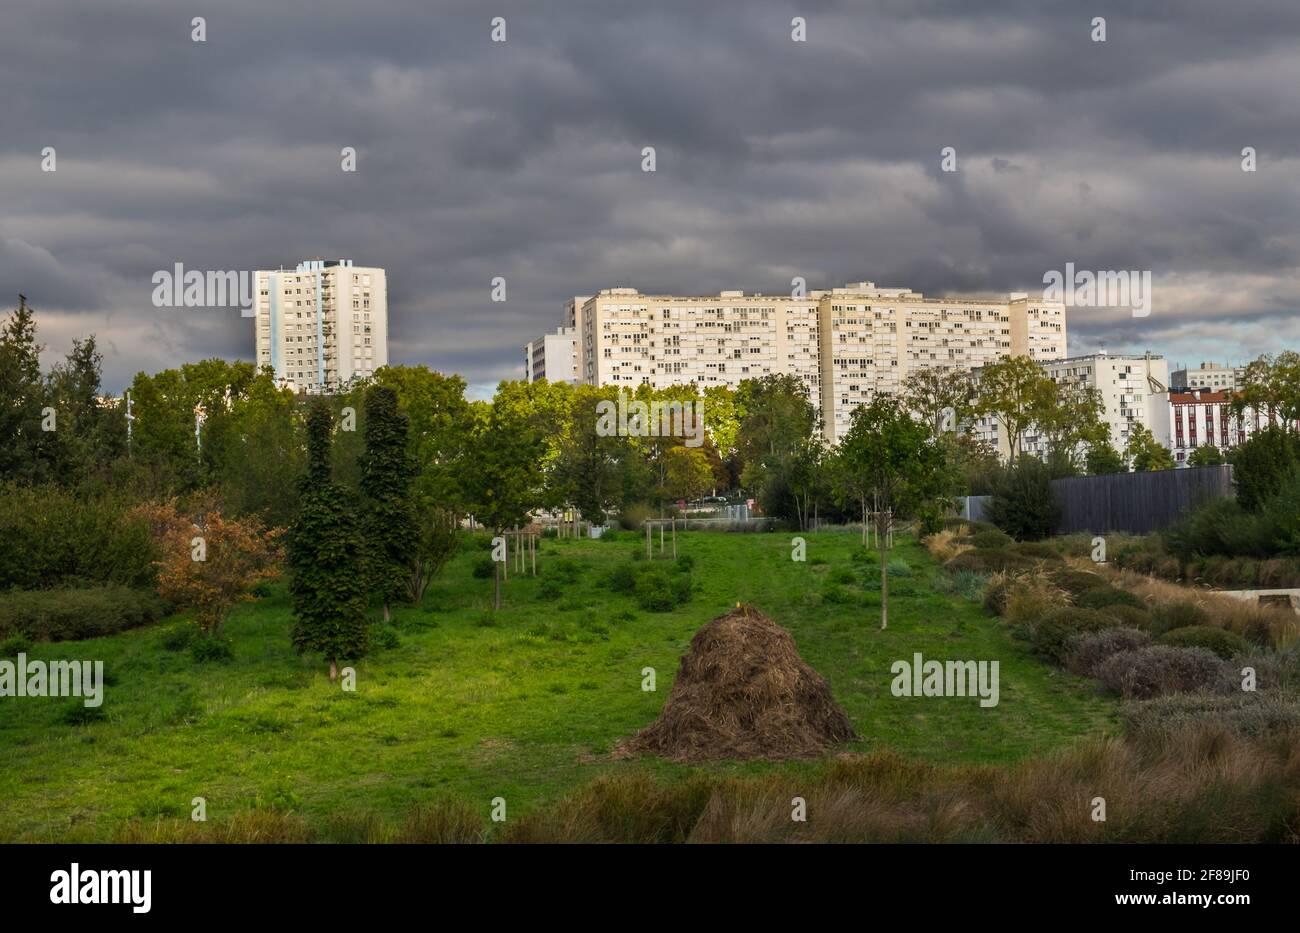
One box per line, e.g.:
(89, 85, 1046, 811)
(1, 0, 1297, 390)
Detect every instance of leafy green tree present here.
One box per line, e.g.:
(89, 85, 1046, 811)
(1125, 423, 1174, 472)
(554, 385, 636, 523)
(1085, 439, 1126, 475)
(1187, 444, 1226, 467)
(359, 385, 418, 622)
(1236, 352, 1300, 432)
(1036, 380, 1107, 475)
(461, 384, 551, 608)
(662, 445, 713, 504)
(838, 396, 943, 630)
(973, 356, 1056, 460)
(903, 368, 974, 436)
(735, 374, 818, 521)
(987, 456, 1061, 540)
(288, 400, 368, 679)
(373, 367, 472, 600)
(1230, 426, 1300, 511)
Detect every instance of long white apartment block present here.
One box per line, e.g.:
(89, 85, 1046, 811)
(254, 259, 388, 393)
(1170, 361, 1245, 393)
(556, 283, 1065, 442)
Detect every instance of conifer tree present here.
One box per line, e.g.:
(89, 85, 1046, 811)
(288, 399, 368, 679)
(359, 384, 417, 621)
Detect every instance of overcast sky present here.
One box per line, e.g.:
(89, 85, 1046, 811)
(2, 0, 1298, 395)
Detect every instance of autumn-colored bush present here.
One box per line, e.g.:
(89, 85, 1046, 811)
(138, 496, 282, 634)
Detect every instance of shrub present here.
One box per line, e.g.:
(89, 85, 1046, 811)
(634, 569, 678, 613)
(986, 457, 1061, 541)
(945, 548, 1034, 575)
(537, 576, 564, 601)
(1121, 692, 1300, 740)
(158, 623, 197, 652)
(190, 633, 235, 663)
(0, 482, 158, 590)
(674, 554, 695, 572)
(829, 567, 856, 585)
(370, 626, 401, 650)
(0, 586, 168, 642)
(821, 583, 854, 605)
(1010, 540, 1062, 562)
(969, 529, 1013, 549)
(1074, 586, 1145, 612)
(549, 559, 582, 584)
(61, 703, 108, 726)
(0, 633, 32, 657)
(618, 503, 655, 530)
(629, 566, 691, 618)
(982, 573, 1013, 616)
(937, 570, 988, 601)
(1094, 645, 1219, 698)
(1049, 568, 1108, 598)
(471, 557, 496, 579)
(1029, 608, 1119, 664)
(604, 562, 638, 594)
(1103, 604, 1155, 631)
(1062, 628, 1151, 677)
(886, 558, 913, 578)
(139, 496, 282, 635)
(1148, 600, 1209, 636)
(1159, 625, 1248, 660)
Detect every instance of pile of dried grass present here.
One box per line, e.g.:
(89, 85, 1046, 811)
(615, 604, 857, 762)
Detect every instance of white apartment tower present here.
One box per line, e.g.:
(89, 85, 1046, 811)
(568, 282, 1065, 442)
(254, 259, 388, 392)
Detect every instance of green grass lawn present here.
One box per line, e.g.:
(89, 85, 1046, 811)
(0, 529, 1117, 840)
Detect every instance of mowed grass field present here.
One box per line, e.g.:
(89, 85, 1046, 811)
(0, 529, 1117, 840)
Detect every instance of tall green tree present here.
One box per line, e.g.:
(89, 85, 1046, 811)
(288, 400, 368, 679)
(1187, 444, 1226, 467)
(903, 367, 974, 437)
(1085, 439, 1126, 475)
(0, 296, 52, 483)
(838, 396, 943, 630)
(735, 374, 818, 521)
(461, 384, 551, 609)
(973, 356, 1056, 460)
(1125, 423, 1175, 472)
(359, 384, 418, 622)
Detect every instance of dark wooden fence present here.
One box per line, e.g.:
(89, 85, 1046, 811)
(1050, 465, 1234, 535)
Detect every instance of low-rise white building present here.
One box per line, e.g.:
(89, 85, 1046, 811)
(524, 327, 578, 384)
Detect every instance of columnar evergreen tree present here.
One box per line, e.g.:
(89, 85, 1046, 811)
(288, 399, 368, 679)
(359, 384, 417, 621)
(0, 296, 52, 483)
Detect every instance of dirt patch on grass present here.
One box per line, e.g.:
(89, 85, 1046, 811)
(614, 604, 857, 762)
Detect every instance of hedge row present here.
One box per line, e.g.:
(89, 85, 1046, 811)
(0, 586, 168, 642)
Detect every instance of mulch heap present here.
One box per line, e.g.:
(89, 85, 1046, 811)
(614, 604, 858, 762)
